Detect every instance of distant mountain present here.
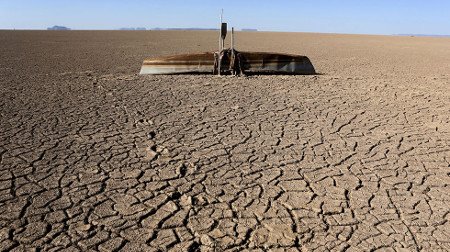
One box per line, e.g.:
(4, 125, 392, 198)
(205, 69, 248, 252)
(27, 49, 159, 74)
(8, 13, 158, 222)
(395, 34, 450, 38)
(47, 25, 71, 30)
(150, 28, 219, 31)
(241, 29, 258, 32)
(117, 27, 244, 31)
(119, 27, 147, 30)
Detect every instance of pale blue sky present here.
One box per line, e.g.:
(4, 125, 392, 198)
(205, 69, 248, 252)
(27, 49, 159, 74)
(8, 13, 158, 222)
(1, 0, 449, 35)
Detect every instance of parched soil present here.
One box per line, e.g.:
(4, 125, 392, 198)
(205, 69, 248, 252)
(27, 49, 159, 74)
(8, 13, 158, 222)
(1, 30, 450, 251)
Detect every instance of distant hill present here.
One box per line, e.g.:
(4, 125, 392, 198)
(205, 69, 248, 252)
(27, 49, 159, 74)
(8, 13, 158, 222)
(47, 26, 71, 30)
(119, 27, 147, 30)
(396, 34, 450, 38)
(116, 27, 259, 32)
(150, 28, 218, 31)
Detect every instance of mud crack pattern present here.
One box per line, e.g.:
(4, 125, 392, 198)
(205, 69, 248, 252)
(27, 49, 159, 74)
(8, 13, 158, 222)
(1, 31, 450, 251)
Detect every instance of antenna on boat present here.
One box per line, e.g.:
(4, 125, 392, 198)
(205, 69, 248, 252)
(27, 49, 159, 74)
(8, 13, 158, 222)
(219, 9, 223, 53)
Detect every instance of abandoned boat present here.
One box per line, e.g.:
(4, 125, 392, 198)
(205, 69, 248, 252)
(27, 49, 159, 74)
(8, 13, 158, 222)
(140, 14, 315, 75)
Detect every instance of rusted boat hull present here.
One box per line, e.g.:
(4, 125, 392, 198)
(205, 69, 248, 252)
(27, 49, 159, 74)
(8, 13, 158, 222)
(140, 52, 215, 75)
(140, 51, 315, 75)
(241, 52, 315, 74)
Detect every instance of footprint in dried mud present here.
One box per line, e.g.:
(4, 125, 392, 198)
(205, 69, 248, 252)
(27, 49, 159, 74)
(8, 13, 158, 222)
(135, 118, 153, 127)
(144, 145, 158, 161)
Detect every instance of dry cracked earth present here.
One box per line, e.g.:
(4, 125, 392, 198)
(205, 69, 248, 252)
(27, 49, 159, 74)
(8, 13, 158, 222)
(1, 31, 450, 251)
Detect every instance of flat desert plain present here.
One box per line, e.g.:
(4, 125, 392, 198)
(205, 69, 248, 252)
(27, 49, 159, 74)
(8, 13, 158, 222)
(1, 30, 450, 251)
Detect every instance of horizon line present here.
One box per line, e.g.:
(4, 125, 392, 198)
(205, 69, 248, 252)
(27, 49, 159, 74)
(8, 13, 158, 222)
(2, 28, 450, 38)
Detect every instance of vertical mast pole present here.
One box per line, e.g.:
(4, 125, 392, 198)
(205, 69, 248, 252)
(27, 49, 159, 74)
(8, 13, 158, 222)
(221, 9, 224, 50)
(218, 9, 223, 75)
(220, 9, 223, 51)
(231, 27, 234, 51)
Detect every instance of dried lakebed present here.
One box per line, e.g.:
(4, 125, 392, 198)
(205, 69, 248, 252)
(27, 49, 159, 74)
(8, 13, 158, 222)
(1, 31, 450, 251)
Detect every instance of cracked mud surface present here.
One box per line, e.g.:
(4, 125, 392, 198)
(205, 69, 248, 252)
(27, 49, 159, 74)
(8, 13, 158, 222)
(1, 31, 450, 251)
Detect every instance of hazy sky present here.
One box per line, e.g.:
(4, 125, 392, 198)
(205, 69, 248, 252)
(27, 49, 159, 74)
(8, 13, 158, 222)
(1, 0, 449, 35)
